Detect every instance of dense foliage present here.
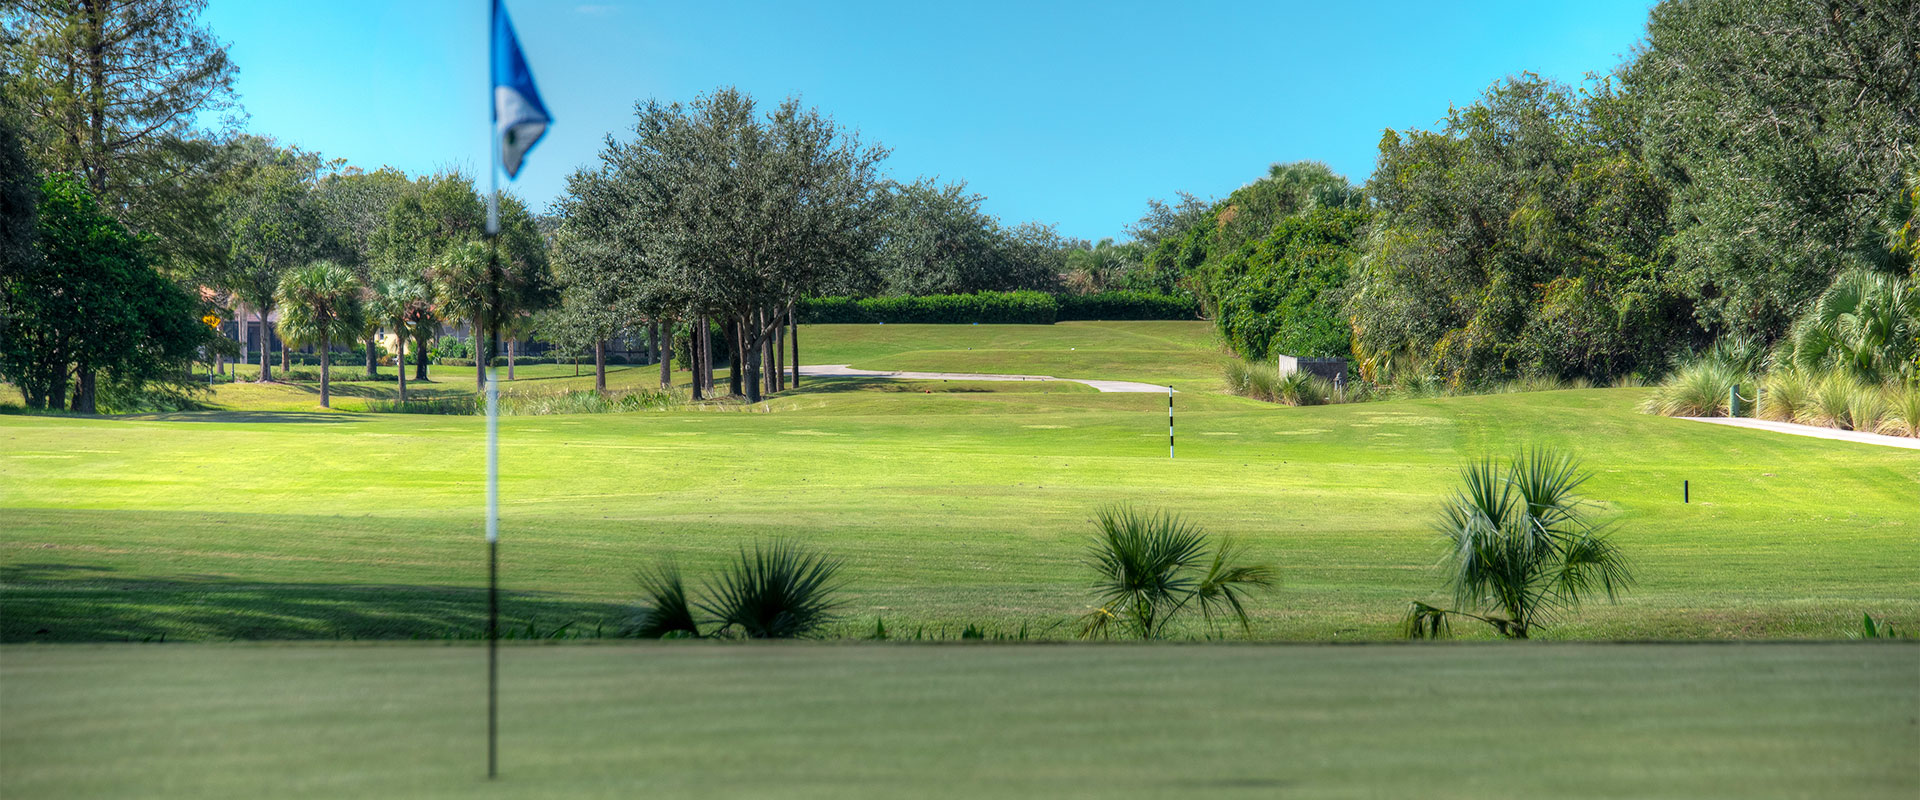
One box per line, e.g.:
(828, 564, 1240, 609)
(2, 174, 210, 412)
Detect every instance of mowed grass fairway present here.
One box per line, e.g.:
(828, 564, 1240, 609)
(2, 322, 1917, 641)
(3, 643, 1915, 799)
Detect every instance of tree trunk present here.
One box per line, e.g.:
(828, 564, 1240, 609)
(280, 339, 288, 376)
(365, 333, 377, 378)
(594, 338, 606, 393)
(689, 317, 704, 400)
(507, 338, 516, 381)
(701, 316, 716, 398)
(790, 302, 800, 387)
(414, 327, 431, 381)
(319, 334, 331, 408)
(774, 310, 785, 392)
(397, 330, 408, 404)
(657, 320, 670, 390)
(728, 317, 744, 397)
(474, 315, 486, 393)
(72, 364, 96, 414)
(258, 307, 273, 382)
(743, 320, 763, 404)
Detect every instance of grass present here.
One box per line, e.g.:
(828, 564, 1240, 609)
(2, 321, 1917, 642)
(0, 642, 1913, 799)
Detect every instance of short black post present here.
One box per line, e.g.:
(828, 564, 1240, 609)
(1684, 480, 1689, 504)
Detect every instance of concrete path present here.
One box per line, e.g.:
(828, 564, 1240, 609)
(799, 364, 1174, 393)
(1679, 416, 1920, 450)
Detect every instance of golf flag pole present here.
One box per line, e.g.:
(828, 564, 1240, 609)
(1169, 386, 1174, 459)
(486, 0, 551, 780)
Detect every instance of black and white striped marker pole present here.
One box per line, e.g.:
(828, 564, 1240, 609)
(1168, 385, 1175, 459)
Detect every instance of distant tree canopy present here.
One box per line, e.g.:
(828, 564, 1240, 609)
(1140, 0, 1919, 386)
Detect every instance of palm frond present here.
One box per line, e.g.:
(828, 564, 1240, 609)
(630, 560, 700, 638)
(698, 540, 845, 639)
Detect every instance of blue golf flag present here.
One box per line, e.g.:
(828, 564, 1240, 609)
(491, 0, 551, 180)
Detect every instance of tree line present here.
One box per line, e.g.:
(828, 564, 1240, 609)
(1092, 0, 1918, 387)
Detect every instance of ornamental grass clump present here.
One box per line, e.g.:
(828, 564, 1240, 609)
(1403, 448, 1632, 640)
(1882, 383, 1920, 437)
(1641, 360, 1739, 417)
(1758, 368, 1814, 422)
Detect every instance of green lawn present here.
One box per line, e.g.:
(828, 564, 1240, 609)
(2, 322, 1916, 641)
(1, 642, 1913, 799)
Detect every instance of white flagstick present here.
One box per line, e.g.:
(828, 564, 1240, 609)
(1168, 385, 1174, 459)
(485, 366, 499, 779)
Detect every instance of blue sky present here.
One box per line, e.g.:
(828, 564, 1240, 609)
(203, 0, 1655, 241)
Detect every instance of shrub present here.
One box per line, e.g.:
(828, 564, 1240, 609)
(1641, 360, 1740, 417)
(1403, 448, 1631, 640)
(604, 354, 628, 365)
(697, 540, 846, 639)
(435, 358, 476, 367)
(630, 561, 700, 638)
(1223, 358, 1281, 402)
(1078, 505, 1275, 640)
(431, 336, 471, 360)
(1275, 370, 1332, 406)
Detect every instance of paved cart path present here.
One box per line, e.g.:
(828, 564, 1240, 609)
(799, 364, 1174, 393)
(1680, 416, 1920, 450)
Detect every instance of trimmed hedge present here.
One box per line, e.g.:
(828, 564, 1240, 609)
(435, 358, 476, 367)
(1058, 290, 1199, 321)
(799, 290, 1197, 325)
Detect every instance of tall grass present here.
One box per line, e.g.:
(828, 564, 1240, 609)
(1223, 359, 1349, 406)
(1758, 369, 1814, 422)
(363, 388, 677, 416)
(1640, 360, 1740, 417)
(1881, 383, 1920, 437)
(361, 396, 479, 415)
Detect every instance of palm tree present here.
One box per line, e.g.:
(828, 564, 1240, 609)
(1403, 448, 1632, 639)
(1079, 505, 1275, 639)
(275, 261, 364, 408)
(367, 277, 432, 403)
(431, 240, 494, 392)
(1779, 269, 1918, 383)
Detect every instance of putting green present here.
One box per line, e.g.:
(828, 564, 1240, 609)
(2, 322, 1916, 641)
(1, 643, 1913, 799)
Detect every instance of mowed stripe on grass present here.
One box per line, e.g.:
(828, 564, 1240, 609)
(1, 643, 1913, 799)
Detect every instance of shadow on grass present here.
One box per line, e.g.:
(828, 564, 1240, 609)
(125, 410, 362, 424)
(1, 563, 635, 642)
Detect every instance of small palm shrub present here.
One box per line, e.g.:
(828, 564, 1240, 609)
(1403, 448, 1632, 640)
(699, 540, 846, 639)
(1079, 505, 1276, 639)
(630, 561, 700, 638)
(630, 541, 846, 639)
(1758, 369, 1814, 422)
(1641, 360, 1739, 417)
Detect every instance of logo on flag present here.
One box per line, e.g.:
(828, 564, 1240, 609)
(491, 0, 551, 180)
